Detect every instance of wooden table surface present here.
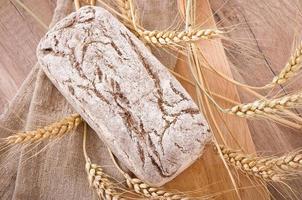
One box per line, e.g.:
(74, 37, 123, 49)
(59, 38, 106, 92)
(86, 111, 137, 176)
(0, 0, 301, 199)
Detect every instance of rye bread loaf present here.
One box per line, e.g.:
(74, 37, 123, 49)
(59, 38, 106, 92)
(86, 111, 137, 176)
(37, 6, 212, 186)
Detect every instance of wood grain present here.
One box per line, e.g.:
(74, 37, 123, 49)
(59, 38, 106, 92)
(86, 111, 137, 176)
(210, 1, 302, 198)
(163, 0, 267, 199)
(0, 0, 301, 199)
(0, 0, 54, 112)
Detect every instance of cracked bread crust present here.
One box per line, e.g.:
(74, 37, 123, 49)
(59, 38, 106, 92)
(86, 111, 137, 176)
(37, 6, 212, 186)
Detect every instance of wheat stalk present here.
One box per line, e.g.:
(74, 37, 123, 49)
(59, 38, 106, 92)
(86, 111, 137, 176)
(220, 145, 302, 182)
(3, 114, 82, 145)
(271, 42, 302, 85)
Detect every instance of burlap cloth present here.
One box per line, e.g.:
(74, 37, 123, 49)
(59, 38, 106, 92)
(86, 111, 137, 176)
(0, 0, 179, 199)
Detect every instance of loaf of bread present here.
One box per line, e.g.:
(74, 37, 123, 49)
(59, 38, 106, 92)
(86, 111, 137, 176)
(37, 6, 211, 186)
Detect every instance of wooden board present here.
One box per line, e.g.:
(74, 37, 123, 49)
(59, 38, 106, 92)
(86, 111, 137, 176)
(0, 0, 301, 199)
(164, 0, 267, 199)
(0, 0, 54, 112)
(210, 1, 302, 198)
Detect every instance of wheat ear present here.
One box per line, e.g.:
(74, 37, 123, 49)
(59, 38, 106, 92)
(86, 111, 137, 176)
(137, 29, 223, 46)
(123, 173, 189, 200)
(85, 159, 124, 199)
(220, 145, 302, 182)
(108, 148, 189, 200)
(115, 0, 222, 46)
(82, 123, 124, 200)
(3, 114, 82, 145)
(271, 42, 302, 85)
(224, 92, 302, 117)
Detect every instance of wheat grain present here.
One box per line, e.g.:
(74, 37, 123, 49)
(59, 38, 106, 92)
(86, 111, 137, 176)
(4, 114, 82, 144)
(275, 152, 302, 172)
(271, 42, 302, 85)
(219, 145, 302, 182)
(85, 159, 124, 200)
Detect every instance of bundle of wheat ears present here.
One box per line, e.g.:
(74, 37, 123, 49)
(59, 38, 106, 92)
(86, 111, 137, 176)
(1, 0, 302, 199)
